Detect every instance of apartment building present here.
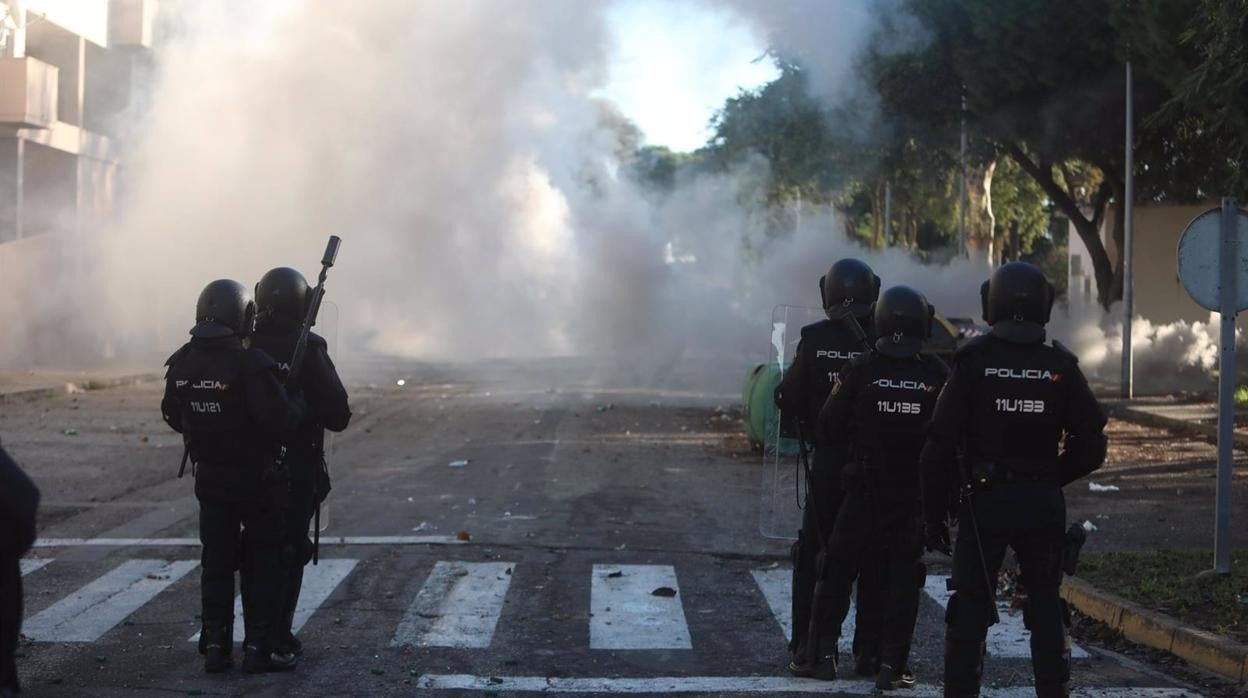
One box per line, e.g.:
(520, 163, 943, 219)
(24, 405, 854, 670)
(0, 0, 157, 364)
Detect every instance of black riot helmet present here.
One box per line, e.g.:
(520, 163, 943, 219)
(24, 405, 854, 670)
(255, 267, 310, 325)
(873, 285, 933, 358)
(820, 258, 880, 320)
(980, 261, 1055, 326)
(190, 279, 256, 339)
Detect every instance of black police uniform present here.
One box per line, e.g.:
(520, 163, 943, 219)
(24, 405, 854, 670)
(162, 335, 295, 662)
(920, 328, 1106, 697)
(775, 315, 882, 666)
(249, 318, 351, 652)
(814, 347, 946, 683)
(0, 446, 39, 695)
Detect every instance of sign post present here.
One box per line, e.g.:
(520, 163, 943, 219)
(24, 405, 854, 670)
(1177, 199, 1248, 574)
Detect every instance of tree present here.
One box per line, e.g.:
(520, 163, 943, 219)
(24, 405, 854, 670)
(874, 0, 1221, 308)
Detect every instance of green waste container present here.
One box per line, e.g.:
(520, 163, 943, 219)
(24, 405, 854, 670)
(741, 363, 798, 455)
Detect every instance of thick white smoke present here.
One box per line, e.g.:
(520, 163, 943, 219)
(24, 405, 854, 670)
(1053, 303, 1244, 395)
(78, 0, 949, 368)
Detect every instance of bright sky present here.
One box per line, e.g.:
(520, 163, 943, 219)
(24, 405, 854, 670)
(597, 0, 778, 153)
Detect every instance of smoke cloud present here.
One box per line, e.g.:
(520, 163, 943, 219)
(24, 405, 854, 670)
(57, 0, 942, 370)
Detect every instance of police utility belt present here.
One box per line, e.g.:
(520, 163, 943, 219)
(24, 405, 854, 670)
(967, 461, 1058, 491)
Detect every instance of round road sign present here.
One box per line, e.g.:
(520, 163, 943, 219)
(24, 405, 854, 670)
(1176, 206, 1248, 312)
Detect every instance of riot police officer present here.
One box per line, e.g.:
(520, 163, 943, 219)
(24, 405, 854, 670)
(813, 286, 947, 689)
(0, 444, 39, 696)
(774, 258, 883, 677)
(162, 279, 303, 674)
(920, 262, 1107, 698)
(249, 267, 351, 658)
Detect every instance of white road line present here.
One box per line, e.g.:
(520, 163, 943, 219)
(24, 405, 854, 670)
(923, 575, 1089, 659)
(33, 536, 463, 548)
(590, 564, 691, 650)
(391, 561, 514, 648)
(189, 559, 358, 643)
(414, 674, 1200, 696)
(751, 568, 856, 652)
(20, 558, 52, 576)
(23, 559, 198, 642)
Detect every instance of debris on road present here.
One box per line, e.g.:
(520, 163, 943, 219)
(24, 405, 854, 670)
(1082, 520, 1099, 532)
(448, 459, 470, 468)
(62, 428, 78, 436)
(1089, 482, 1121, 493)
(606, 570, 623, 579)
(651, 586, 677, 597)
(456, 530, 472, 541)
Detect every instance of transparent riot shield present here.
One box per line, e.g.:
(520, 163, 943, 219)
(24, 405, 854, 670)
(314, 300, 340, 535)
(758, 304, 827, 540)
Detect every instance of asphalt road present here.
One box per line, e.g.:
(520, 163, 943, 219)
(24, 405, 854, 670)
(0, 358, 1210, 696)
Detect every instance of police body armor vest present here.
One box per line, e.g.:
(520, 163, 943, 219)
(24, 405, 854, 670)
(168, 346, 251, 468)
(250, 328, 325, 459)
(848, 354, 944, 499)
(962, 336, 1076, 478)
(799, 319, 870, 427)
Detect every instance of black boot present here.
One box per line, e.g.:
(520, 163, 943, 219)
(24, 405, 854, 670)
(273, 569, 304, 657)
(1035, 681, 1070, 698)
(242, 642, 297, 674)
(875, 663, 916, 691)
(813, 649, 838, 681)
(787, 644, 815, 677)
(200, 625, 233, 674)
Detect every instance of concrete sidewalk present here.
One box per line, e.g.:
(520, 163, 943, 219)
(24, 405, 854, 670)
(1105, 397, 1248, 450)
(0, 369, 161, 403)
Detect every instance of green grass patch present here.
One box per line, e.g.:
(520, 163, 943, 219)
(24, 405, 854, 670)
(1078, 550, 1248, 640)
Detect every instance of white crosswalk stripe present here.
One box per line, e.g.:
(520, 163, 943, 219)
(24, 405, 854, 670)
(751, 568, 857, 652)
(189, 559, 358, 643)
(590, 564, 692, 650)
(923, 575, 1089, 659)
(20, 558, 52, 576)
(392, 560, 515, 648)
(23, 559, 198, 642)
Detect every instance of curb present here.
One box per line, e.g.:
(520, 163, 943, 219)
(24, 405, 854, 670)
(0, 372, 161, 405)
(1107, 403, 1248, 451)
(1062, 575, 1248, 683)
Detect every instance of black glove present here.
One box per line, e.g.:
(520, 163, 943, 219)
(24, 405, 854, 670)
(924, 519, 952, 556)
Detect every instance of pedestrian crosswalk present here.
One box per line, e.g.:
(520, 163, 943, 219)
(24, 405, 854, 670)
(23, 559, 199, 642)
(392, 560, 514, 648)
(17, 556, 1085, 658)
(188, 559, 358, 643)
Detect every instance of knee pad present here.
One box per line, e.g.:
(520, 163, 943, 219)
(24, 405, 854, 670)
(945, 591, 991, 642)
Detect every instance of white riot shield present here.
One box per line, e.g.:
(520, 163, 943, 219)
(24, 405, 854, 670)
(758, 304, 827, 540)
(314, 300, 340, 534)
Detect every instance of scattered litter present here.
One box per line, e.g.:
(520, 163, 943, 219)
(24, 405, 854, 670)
(63, 428, 79, 436)
(651, 587, 677, 598)
(1088, 482, 1120, 493)
(456, 530, 472, 541)
(95, 655, 107, 663)
(448, 460, 470, 468)
(407, 497, 415, 503)
(488, 677, 505, 685)
(468, 498, 478, 505)
(606, 570, 623, 579)
(146, 574, 170, 581)
(1081, 520, 1098, 533)
(139, 436, 149, 443)
(396, 379, 407, 387)
(615, 543, 627, 551)
(411, 522, 433, 533)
